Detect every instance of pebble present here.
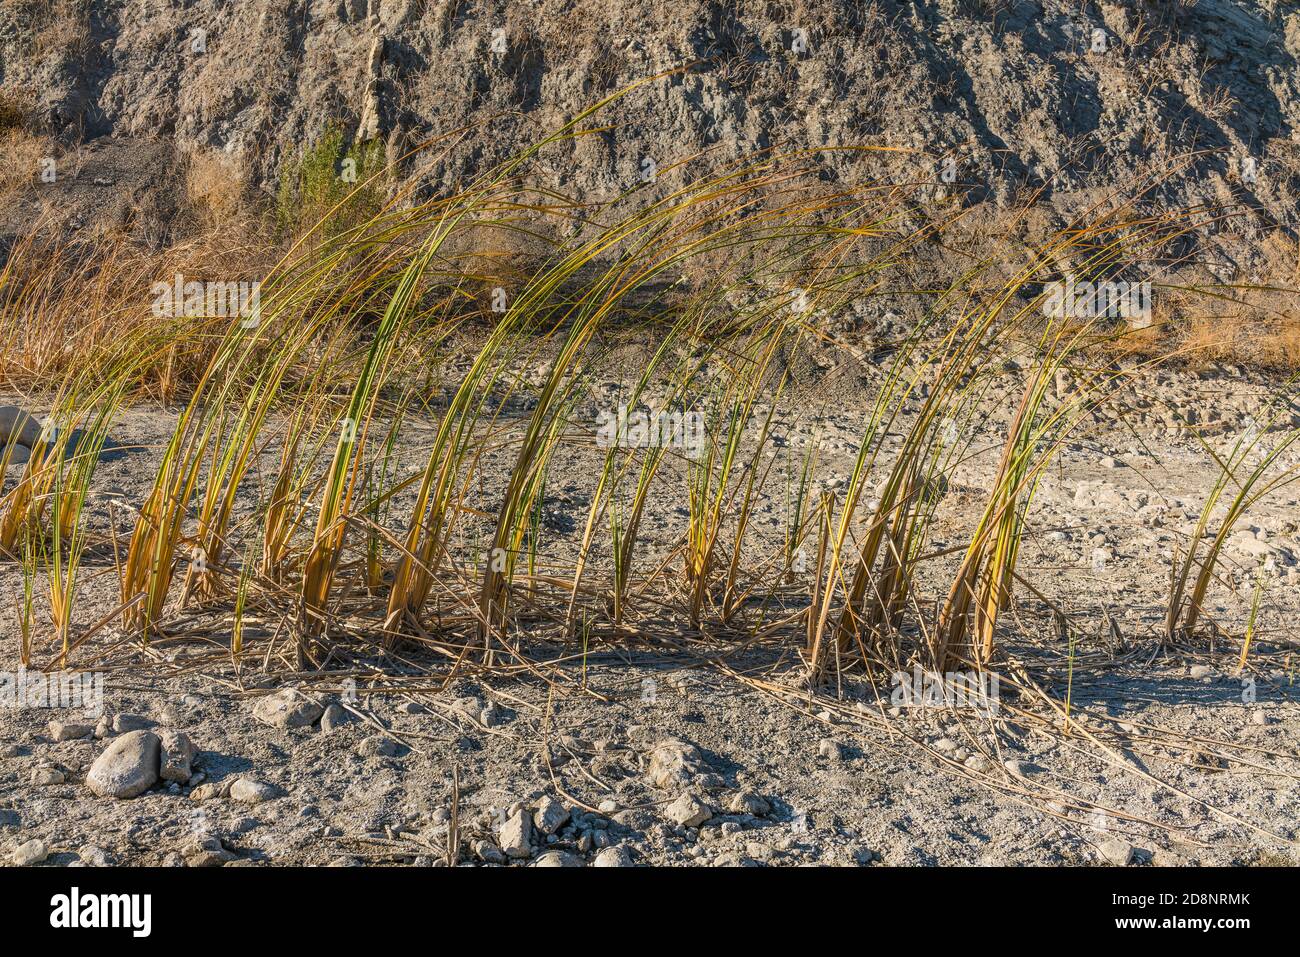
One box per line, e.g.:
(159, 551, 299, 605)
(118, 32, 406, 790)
(320, 702, 353, 733)
(664, 792, 713, 828)
(112, 713, 151, 734)
(1189, 664, 1213, 680)
(727, 791, 771, 816)
(229, 778, 277, 804)
(1099, 838, 1135, 866)
(645, 738, 706, 788)
(252, 688, 324, 729)
(592, 846, 634, 867)
(473, 839, 506, 864)
(159, 729, 195, 783)
(1003, 759, 1034, 778)
(48, 719, 94, 742)
(359, 734, 402, 758)
(818, 738, 844, 761)
(533, 797, 570, 835)
(75, 845, 113, 867)
(86, 730, 160, 799)
(965, 754, 990, 773)
(533, 850, 585, 867)
(498, 809, 534, 859)
(31, 766, 65, 786)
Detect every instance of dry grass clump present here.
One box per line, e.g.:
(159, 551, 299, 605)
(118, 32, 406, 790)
(3, 85, 1297, 705)
(0, 88, 49, 196)
(185, 149, 247, 227)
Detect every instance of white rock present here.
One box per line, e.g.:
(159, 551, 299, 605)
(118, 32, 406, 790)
(87, 730, 160, 799)
(12, 838, 48, 866)
(1189, 664, 1213, 680)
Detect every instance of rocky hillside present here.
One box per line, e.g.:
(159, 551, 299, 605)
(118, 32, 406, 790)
(2, 0, 1298, 271)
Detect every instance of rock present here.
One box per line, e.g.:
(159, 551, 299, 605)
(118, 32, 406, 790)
(359, 734, 402, 758)
(533, 797, 570, 835)
(0, 405, 42, 448)
(1099, 838, 1135, 866)
(185, 836, 236, 867)
(1252, 710, 1271, 726)
(252, 688, 323, 729)
(727, 791, 771, 816)
(597, 799, 618, 813)
(664, 792, 712, 828)
(320, 703, 353, 734)
(933, 737, 958, 753)
(48, 719, 93, 741)
(965, 754, 990, 773)
(498, 809, 533, 859)
(86, 730, 160, 799)
(592, 846, 634, 867)
(12, 838, 48, 865)
(645, 737, 705, 789)
(0, 809, 19, 828)
(473, 839, 506, 864)
(1189, 664, 1213, 680)
(189, 783, 220, 801)
(396, 701, 425, 715)
(533, 850, 585, 867)
(1003, 759, 1034, 778)
(159, 729, 195, 783)
(93, 715, 112, 739)
(229, 778, 277, 804)
(75, 845, 113, 866)
(2, 443, 30, 467)
(818, 738, 845, 761)
(31, 766, 65, 785)
(112, 713, 151, 733)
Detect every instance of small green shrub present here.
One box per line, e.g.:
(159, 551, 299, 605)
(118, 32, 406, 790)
(275, 126, 387, 238)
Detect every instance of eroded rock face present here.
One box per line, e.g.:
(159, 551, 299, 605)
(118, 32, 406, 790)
(86, 730, 160, 799)
(1, 1, 1295, 271)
